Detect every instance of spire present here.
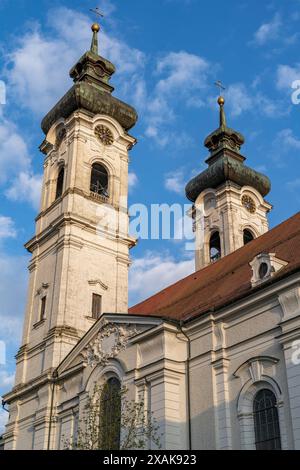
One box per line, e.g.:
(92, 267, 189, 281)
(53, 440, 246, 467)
(91, 23, 100, 55)
(218, 96, 226, 128)
(203, 95, 245, 159)
(185, 94, 271, 202)
(42, 21, 138, 136)
(69, 22, 116, 93)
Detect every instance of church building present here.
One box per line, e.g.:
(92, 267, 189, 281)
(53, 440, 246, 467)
(2, 23, 300, 451)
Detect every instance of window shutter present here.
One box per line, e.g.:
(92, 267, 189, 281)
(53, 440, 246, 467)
(92, 294, 102, 319)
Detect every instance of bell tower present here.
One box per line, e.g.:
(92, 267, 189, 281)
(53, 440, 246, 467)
(186, 96, 272, 271)
(14, 23, 138, 387)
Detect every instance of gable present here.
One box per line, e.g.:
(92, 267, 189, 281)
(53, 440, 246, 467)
(56, 314, 162, 376)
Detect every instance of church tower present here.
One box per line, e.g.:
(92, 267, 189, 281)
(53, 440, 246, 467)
(186, 96, 272, 271)
(14, 23, 138, 387)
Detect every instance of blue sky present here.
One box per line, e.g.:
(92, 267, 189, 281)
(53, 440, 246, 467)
(1, 0, 300, 431)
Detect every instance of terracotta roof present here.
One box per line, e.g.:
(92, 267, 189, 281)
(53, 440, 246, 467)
(129, 212, 300, 322)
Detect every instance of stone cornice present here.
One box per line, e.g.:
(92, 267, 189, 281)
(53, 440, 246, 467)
(2, 369, 54, 404)
(26, 211, 134, 253)
(16, 326, 80, 362)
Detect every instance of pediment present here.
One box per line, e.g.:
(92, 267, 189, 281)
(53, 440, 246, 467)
(88, 279, 109, 290)
(56, 314, 162, 377)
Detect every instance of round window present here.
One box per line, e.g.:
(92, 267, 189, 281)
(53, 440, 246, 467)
(259, 262, 269, 280)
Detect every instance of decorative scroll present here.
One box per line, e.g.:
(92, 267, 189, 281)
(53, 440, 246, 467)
(82, 323, 138, 367)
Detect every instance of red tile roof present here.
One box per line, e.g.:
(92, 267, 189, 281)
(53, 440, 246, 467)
(129, 212, 300, 322)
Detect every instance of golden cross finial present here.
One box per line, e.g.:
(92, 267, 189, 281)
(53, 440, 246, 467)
(89, 8, 105, 54)
(214, 81, 226, 127)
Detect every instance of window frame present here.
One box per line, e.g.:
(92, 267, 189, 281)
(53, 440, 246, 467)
(99, 377, 121, 450)
(243, 228, 255, 246)
(92, 293, 102, 320)
(55, 166, 65, 200)
(40, 296, 47, 322)
(90, 163, 109, 199)
(253, 389, 282, 451)
(209, 231, 221, 263)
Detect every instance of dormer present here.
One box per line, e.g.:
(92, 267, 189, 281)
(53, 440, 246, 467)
(250, 253, 288, 287)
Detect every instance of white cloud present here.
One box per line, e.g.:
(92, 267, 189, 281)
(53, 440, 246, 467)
(155, 52, 209, 94)
(165, 169, 186, 194)
(5, 7, 146, 116)
(0, 118, 31, 184)
(6, 171, 42, 210)
(143, 51, 211, 146)
(276, 128, 300, 149)
(128, 172, 138, 192)
(0, 117, 42, 208)
(1, 5, 151, 207)
(0, 216, 16, 240)
(224, 82, 287, 118)
(226, 83, 253, 117)
(3, 7, 214, 149)
(253, 13, 281, 45)
(0, 254, 28, 346)
(0, 370, 15, 389)
(277, 64, 300, 90)
(129, 251, 194, 305)
(7, 30, 73, 114)
(270, 128, 300, 167)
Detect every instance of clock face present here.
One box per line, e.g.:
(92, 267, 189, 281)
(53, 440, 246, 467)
(94, 125, 114, 146)
(242, 195, 256, 214)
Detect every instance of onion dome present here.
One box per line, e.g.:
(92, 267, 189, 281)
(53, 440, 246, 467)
(41, 23, 137, 134)
(185, 97, 271, 202)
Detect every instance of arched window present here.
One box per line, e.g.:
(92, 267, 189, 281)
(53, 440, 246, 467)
(90, 163, 109, 198)
(99, 377, 121, 450)
(55, 166, 65, 200)
(243, 229, 255, 245)
(253, 389, 281, 450)
(210, 231, 221, 262)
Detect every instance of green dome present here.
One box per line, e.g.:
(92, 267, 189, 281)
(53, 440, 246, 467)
(185, 154, 271, 202)
(185, 101, 271, 202)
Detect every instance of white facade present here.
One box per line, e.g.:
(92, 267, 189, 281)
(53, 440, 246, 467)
(13, 110, 135, 393)
(3, 273, 300, 450)
(194, 183, 272, 271)
(3, 25, 300, 452)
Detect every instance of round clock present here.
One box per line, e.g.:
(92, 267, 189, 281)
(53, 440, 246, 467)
(95, 125, 114, 146)
(242, 195, 256, 214)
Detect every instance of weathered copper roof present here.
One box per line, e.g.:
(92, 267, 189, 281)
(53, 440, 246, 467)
(41, 82, 138, 134)
(129, 212, 300, 322)
(186, 153, 271, 201)
(185, 100, 271, 202)
(41, 24, 138, 134)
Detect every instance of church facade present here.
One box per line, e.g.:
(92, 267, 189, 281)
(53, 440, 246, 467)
(2, 23, 300, 451)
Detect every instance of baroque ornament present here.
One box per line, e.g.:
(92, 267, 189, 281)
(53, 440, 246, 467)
(242, 195, 256, 214)
(95, 125, 114, 146)
(82, 323, 138, 367)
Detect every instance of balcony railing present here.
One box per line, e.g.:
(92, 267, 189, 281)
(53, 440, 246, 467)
(89, 191, 110, 204)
